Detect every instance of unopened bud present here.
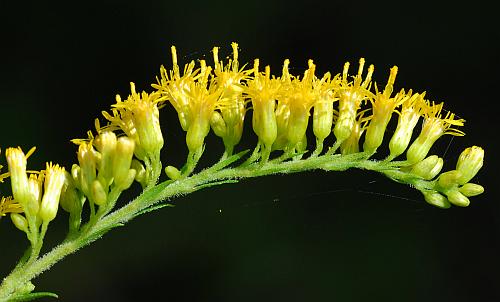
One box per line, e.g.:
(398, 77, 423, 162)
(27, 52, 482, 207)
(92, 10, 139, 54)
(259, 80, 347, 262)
(446, 190, 470, 207)
(113, 137, 135, 189)
(437, 170, 462, 189)
(422, 191, 451, 209)
(459, 183, 484, 197)
(60, 171, 83, 213)
(131, 159, 147, 188)
(5, 147, 29, 208)
(410, 155, 443, 180)
(11, 213, 29, 233)
(91, 180, 107, 206)
(313, 99, 334, 142)
(456, 146, 484, 185)
(95, 131, 117, 186)
(210, 111, 227, 138)
(165, 165, 182, 181)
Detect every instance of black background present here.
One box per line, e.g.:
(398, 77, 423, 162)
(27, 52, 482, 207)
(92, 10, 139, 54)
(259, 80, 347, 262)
(0, 1, 499, 301)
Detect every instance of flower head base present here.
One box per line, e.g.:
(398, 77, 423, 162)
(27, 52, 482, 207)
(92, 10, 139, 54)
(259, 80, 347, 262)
(406, 102, 465, 164)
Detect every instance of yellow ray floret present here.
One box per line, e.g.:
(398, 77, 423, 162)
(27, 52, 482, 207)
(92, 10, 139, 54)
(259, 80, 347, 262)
(0, 196, 23, 217)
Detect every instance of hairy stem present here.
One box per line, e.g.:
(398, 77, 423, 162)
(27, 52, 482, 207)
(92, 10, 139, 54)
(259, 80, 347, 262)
(0, 153, 431, 300)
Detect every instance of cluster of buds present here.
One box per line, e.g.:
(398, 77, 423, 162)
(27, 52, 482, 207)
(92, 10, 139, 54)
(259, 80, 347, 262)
(71, 131, 139, 209)
(421, 146, 484, 208)
(3, 147, 65, 238)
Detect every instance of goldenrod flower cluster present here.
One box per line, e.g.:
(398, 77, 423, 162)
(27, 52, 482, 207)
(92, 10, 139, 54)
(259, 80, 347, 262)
(0, 42, 486, 301)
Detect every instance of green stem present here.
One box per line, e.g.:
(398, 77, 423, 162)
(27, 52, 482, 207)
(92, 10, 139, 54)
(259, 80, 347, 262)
(0, 153, 433, 301)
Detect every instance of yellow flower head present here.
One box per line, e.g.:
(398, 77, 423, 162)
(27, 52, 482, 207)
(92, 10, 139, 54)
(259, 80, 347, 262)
(363, 67, 407, 153)
(388, 91, 427, 159)
(406, 101, 465, 164)
(245, 60, 281, 156)
(102, 83, 165, 161)
(154, 46, 198, 131)
(155, 47, 225, 153)
(210, 43, 251, 154)
(39, 162, 65, 222)
(333, 58, 374, 143)
(276, 59, 333, 150)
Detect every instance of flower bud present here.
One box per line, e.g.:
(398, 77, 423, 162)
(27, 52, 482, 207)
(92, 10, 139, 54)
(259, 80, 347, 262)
(91, 180, 107, 206)
(77, 142, 97, 196)
(287, 109, 309, 148)
(131, 159, 147, 188)
(11, 213, 29, 233)
(5, 147, 29, 208)
(446, 190, 470, 207)
(437, 170, 462, 189)
(95, 131, 117, 187)
(24, 174, 43, 217)
(422, 191, 451, 209)
(112, 137, 135, 190)
(252, 98, 278, 150)
(410, 155, 443, 180)
(313, 98, 334, 143)
(210, 111, 227, 138)
(459, 183, 484, 197)
(60, 171, 83, 213)
(130, 84, 164, 157)
(165, 165, 182, 180)
(39, 163, 66, 222)
(456, 146, 484, 185)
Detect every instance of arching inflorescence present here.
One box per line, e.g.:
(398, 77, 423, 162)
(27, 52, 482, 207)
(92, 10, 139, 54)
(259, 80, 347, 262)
(0, 42, 485, 301)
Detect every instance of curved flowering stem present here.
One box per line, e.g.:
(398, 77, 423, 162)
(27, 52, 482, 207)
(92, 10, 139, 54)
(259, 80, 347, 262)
(0, 43, 485, 301)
